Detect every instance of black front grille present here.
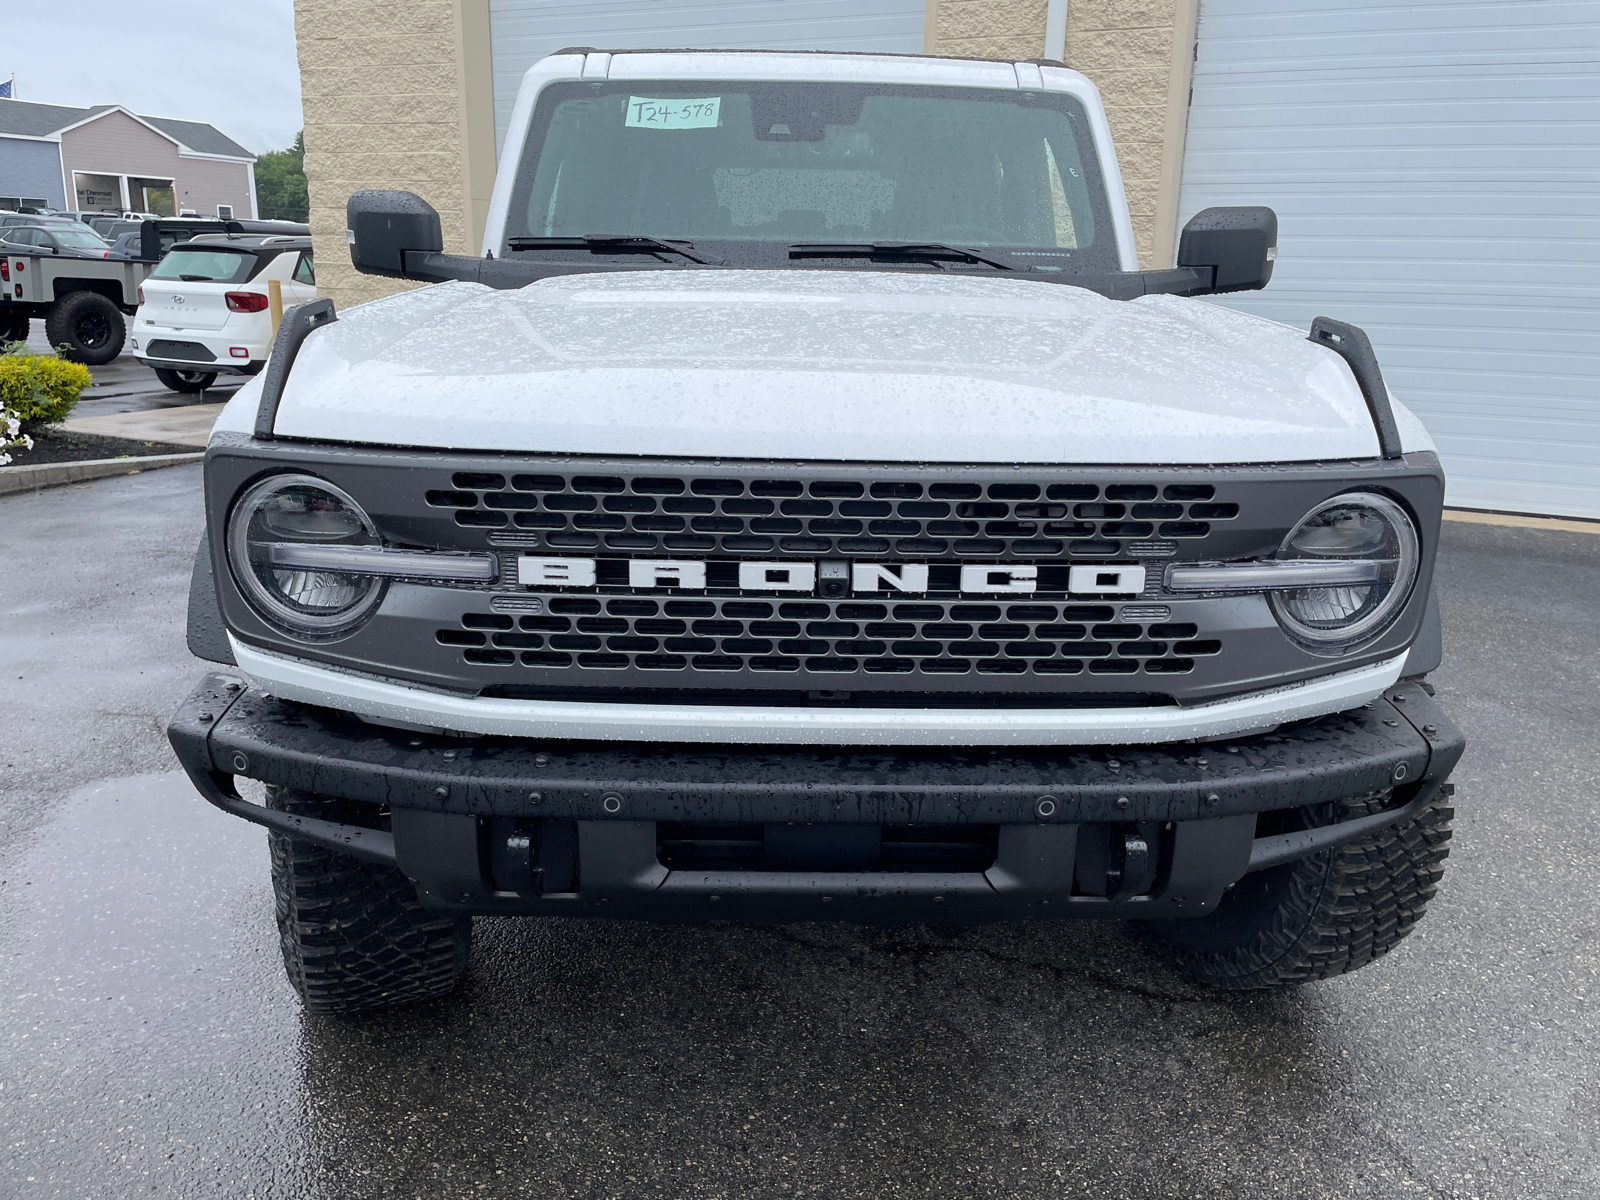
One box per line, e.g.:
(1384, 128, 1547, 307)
(439, 597, 1219, 678)
(146, 339, 216, 362)
(426, 472, 1237, 560)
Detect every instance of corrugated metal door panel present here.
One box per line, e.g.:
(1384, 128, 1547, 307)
(488, 0, 927, 155)
(1178, 0, 1600, 518)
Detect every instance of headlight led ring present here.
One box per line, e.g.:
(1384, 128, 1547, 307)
(1268, 491, 1419, 654)
(226, 473, 387, 637)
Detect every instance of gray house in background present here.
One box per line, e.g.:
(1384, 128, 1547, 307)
(0, 98, 256, 217)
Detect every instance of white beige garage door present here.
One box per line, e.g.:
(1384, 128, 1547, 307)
(1178, 0, 1600, 518)
(488, 0, 928, 156)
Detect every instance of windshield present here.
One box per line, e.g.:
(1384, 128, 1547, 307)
(149, 248, 257, 283)
(54, 229, 111, 250)
(505, 81, 1117, 272)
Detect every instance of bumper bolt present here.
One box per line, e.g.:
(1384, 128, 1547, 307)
(528, 791, 542, 802)
(199, 712, 213, 723)
(1393, 763, 1409, 782)
(229, 752, 249, 773)
(1116, 796, 1131, 810)
(1036, 796, 1058, 818)
(1205, 792, 1221, 806)
(1423, 724, 1438, 735)
(534, 753, 549, 766)
(435, 786, 449, 800)
(601, 792, 623, 814)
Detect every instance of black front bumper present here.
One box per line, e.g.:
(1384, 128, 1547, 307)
(168, 676, 1463, 924)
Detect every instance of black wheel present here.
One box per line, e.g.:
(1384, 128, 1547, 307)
(44, 290, 125, 365)
(153, 367, 219, 393)
(1144, 786, 1455, 989)
(267, 786, 471, 1015)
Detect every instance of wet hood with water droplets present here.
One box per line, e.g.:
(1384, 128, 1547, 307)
(246, 270, 1429, 464)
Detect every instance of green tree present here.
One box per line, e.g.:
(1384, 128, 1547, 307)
(255, 131, 309, 222)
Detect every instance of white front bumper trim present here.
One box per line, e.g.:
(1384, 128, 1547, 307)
(228, 637, 1408, 748)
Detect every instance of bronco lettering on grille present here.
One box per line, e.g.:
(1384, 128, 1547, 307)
(516, 557, 1148, 597)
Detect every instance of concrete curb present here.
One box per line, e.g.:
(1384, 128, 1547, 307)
(0, 452, 203, 496)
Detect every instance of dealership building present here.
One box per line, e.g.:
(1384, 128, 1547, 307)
(0, 98, 256, 218)
(292, 0, 1596, 519)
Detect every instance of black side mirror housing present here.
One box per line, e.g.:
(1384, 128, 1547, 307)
(1177, 206, 1277, 295)
(347, 190, 443, 278)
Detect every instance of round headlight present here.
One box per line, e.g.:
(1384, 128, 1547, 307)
(227, 474, 386, 636)
(1269, 492, 1419, 653)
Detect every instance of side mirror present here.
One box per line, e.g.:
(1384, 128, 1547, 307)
(1177, 206, 1277, 294)
(346, 190, 443, 278)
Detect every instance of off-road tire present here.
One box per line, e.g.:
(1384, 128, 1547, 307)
(154, 367, 218, 392)
(44, 290, 125, 365)
(267, 786, 471, 1014)
(1144, 787, 1454, 989)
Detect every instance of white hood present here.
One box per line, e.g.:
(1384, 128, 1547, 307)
(242, 270, 1432, 464)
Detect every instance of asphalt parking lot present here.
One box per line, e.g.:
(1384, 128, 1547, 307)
(1, 465, 1596, 1199)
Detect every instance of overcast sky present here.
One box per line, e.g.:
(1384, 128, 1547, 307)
(8, 1, 303, 155)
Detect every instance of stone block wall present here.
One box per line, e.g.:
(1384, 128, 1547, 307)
(293, 0, 469, 309)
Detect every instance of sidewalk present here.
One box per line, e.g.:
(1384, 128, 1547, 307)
(58, 403, 226, 448)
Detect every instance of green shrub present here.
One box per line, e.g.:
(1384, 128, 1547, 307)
(0, 341, 93, 430)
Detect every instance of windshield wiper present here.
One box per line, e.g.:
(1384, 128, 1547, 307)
(788, 242, 1020, 271)
(507, 234, 721, 265)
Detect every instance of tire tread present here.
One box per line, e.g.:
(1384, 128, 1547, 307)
(267, 787, 470, 1014)
(1150, 788, 1455, 989)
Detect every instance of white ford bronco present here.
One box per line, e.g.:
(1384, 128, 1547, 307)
(169, 49, 1462, 1014)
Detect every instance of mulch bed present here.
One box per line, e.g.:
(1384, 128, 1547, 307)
(4, 429, 200, 468)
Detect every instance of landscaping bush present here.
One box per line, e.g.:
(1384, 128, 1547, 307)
(0, 340, 93, 431)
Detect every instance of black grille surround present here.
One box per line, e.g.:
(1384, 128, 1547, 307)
(204, 437, 1445, 707)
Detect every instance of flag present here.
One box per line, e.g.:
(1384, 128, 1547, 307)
(0, 79, 11, 99)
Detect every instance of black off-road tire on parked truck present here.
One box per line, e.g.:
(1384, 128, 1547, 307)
(44, 290, 126, 366)
(267, 786, 472, 1014)
(1144, 787, 1455, 989)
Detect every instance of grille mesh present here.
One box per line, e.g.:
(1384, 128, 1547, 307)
(437, 598, 1221, 676)
(426, 473, 1238, 559)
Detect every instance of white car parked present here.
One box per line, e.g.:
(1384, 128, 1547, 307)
(132, 234, 315, 392)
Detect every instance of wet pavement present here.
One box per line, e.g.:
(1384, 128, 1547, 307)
(22, 317, 246, 421)
(1, 468, 1597, 1199)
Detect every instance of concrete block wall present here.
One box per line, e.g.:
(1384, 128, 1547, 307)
(293, 0, 470, 309)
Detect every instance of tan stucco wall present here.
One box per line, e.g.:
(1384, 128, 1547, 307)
(930, 0, 1193, 267)
(293, 0, 481, 309)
